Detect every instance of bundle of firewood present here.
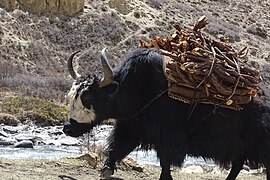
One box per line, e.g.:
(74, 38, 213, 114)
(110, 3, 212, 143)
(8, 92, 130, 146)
(140, 16, 261, 110)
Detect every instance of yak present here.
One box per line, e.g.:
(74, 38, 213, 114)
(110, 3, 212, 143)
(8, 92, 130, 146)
(63, 47, 270, 180)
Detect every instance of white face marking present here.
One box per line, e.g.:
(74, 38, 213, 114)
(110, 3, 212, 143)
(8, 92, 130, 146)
(66, 82, 96, 124)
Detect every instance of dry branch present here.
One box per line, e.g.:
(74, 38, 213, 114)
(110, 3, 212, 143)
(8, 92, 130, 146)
(140, 16, 261, 110)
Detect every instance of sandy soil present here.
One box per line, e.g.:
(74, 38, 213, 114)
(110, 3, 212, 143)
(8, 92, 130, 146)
(0, 157, 266, 180)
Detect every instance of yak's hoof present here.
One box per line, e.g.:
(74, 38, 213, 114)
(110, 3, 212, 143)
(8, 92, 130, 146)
(160, 173, 173, 180)
(100, 165, 114, 178)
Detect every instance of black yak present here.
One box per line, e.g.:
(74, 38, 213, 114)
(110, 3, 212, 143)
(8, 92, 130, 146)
(63, 48, 270, 180)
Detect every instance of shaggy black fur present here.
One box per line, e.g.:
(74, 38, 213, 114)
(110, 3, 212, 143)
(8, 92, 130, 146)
(64, 48, 270, 180)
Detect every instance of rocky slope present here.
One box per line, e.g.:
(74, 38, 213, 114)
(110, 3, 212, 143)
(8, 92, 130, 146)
(0, 0, 269, 81)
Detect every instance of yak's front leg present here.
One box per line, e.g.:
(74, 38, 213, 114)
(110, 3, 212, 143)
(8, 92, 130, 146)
(100, 121, 139, 178)
(226, 157, 245, 180)
(159, 152, 185, 180)
(159, 156, 173, 180)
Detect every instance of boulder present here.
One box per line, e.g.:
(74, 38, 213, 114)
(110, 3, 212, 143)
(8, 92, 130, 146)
(17, 0, 84, 16)
(14, 140, 34, 148)
(0, 0, 17, 11)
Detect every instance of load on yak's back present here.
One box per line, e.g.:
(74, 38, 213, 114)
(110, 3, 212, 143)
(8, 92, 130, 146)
(140, 16, 262, 111)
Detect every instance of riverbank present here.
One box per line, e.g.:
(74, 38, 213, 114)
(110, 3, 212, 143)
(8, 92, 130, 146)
(0, 124, 267, 179)
(0, 157, 266, 180)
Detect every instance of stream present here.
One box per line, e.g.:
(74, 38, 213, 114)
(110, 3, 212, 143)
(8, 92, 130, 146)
(0, 124, 213, 166)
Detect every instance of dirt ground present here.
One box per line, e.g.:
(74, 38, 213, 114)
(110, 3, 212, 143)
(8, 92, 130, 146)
(0, 157, 266, 180)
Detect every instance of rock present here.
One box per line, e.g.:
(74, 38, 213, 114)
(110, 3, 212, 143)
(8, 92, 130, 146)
(49, 129, 64, 136)
(0, 130, 9, 137)
(14, 140, 33, 148)
(0, 0, 17, 11)
(0, 136, 17, 145)
(108, 0, 131, 15)
(247, 24, 268, 38)
(181, 165, 204, 174)
(76, 153, 98, 168)
(14, 134, 38, 143)
(264, 53, 270, 62)
(17, 0, 84, 16)
(3, 126, 18, 134)
(210, 166, 223, 174)
(122, 157, 144, 172)
(3, 125, 29, 134)
(58, 136, 81, 146)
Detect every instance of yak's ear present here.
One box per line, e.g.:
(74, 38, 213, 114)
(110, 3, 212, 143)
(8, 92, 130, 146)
(101, 81, 119, 95)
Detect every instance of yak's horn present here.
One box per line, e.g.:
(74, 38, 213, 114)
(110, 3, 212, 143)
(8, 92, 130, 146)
(99, 48, 113, 87)
(67, 50, 81, 79)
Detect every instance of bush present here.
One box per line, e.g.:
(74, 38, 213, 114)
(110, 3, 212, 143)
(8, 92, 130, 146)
(0, 61, 22, 79)
(0, 96, 67, 126)
(0, 113, 19, 126)
(1, 74, 72, 102)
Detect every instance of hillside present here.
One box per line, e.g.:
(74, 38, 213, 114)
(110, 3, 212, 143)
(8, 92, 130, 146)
(0, 0, 269, 79)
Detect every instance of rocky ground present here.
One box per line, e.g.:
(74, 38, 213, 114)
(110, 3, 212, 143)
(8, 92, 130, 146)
(0, 157, 267, 180)
(0, 123, 268, 179)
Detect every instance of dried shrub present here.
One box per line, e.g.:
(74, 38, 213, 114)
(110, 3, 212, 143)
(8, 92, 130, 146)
(0, 61, 22, 79)
(1, 74, 72, 102)
(145, 0, 162, 9)
(0, 113, 19, 126)
(205, 19, 241, 42)
(247, 24, 268, 39)
(0, 96, 67, 126)
(85, 13, 130, 45)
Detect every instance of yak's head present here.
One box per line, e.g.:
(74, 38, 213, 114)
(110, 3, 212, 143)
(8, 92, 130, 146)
(63, 48, 118, 137)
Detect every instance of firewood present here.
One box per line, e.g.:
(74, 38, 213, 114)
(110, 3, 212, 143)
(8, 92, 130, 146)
(140, 16, 261, 110)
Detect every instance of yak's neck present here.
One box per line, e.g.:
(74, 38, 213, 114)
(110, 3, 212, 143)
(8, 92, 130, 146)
(109, 48, 166, 120)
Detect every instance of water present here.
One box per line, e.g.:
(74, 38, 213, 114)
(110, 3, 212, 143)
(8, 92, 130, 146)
(0, 124, 213, 166)
(0, 145, 81, 159)
(129, 150, 214, 166)
(0, 144, 213, 166)
(129, 150, 159, 165)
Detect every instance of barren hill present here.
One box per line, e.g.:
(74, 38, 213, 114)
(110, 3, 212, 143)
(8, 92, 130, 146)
(0, 0, 269, 114)
(0, 0, 269, 80)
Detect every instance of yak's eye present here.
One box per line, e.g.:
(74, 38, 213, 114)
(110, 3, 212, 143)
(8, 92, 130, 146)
(81, 92, 92, 109)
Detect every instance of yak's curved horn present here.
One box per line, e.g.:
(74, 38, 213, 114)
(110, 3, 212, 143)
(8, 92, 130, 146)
(67, 50, 81, 79)
(99, 48, 113, 87)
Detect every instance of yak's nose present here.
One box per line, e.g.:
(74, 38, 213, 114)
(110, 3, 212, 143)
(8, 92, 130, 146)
(63, 122, 72, 135)
(62, 119, 84, 137)
(63, 119, 93, 137)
